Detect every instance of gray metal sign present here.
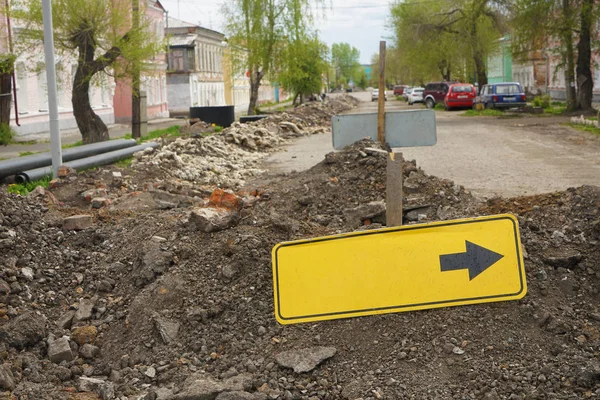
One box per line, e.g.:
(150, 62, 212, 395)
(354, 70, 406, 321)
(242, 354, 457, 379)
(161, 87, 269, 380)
(331, 109, 437, 150)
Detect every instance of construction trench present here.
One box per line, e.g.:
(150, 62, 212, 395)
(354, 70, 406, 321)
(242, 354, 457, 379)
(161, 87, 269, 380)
(0, 96, 599, 399)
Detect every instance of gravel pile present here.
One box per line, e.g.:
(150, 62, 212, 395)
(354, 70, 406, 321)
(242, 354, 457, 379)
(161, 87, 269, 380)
(0, 112, 599, 399)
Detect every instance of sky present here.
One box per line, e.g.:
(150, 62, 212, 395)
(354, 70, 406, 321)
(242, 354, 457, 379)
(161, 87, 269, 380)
(159, 0, 393, 64)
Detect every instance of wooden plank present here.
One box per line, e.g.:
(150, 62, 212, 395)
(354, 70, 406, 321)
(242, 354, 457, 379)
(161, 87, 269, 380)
(386, 152, 403, 227)
(377, 41, 386, 145)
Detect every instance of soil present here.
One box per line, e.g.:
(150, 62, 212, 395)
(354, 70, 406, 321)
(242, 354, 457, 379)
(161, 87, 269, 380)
(0, 97, 599, 400)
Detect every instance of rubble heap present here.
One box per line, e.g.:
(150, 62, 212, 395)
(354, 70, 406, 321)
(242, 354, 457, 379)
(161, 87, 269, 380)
(0, 120, 599, 399)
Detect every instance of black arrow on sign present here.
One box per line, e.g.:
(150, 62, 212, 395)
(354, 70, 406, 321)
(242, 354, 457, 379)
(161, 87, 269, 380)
(439, 241, 504, 280)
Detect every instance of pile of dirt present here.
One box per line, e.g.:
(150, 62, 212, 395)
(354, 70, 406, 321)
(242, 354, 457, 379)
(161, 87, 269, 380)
(1, 122, 599, 399)
(133, 96, 359, 189)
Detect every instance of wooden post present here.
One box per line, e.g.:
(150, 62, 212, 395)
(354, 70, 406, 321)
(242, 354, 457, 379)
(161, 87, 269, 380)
(377, 40, 403, 227)
(377, 41, 386, 145)
(131, 0, 141, 139)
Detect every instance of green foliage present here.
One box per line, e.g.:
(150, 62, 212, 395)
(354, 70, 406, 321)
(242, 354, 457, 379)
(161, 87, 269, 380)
(0, 123, 15, 145)
(532, 95, 551, 108)
(140, 126, 181, 142)
(115, 157, 133, 168)
(19, 151, 38, 157)
(279, 35, 328, 100)
(570, 123, 600, 136)
(0, 54, 16, 75)
(462, 109, 504, 117)
(331, 42, 362, 87)
(62, 140, 83, 149)
(213, 125, 224, 133)
(7, 176, 51, 196)
(396, 95, 404, 101)
(544, 105, 566, 115)
(434, 103, 446, 111)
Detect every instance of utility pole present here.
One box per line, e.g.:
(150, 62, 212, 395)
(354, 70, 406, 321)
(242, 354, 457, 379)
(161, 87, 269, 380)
(131, 0, 141, 139)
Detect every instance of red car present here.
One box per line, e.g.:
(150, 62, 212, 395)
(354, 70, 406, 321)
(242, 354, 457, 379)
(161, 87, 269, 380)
(444, 83, 477, 110)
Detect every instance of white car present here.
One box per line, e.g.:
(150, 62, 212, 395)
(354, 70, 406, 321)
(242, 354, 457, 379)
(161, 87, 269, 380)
(371, 89, 387, 102)
(407, 87, 424, 105)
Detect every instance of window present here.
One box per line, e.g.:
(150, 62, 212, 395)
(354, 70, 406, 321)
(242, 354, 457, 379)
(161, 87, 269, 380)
(453, 85, 473, 93)
(495, 84, 521, 94)
(170, 49, 184, 70)
(169, 47, 195, 71)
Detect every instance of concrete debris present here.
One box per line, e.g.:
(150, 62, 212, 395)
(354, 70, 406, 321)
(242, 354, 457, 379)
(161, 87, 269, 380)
(63, 214, 93, 230)
(78, 376, 115, 400)
(275, 346, 337, 373)
(153, 314, 180, 344)
(48, 336, 74, 363)
(74, 298, 95, 323)
(0, 311, 47, 349)
(189, 207, 241, 233)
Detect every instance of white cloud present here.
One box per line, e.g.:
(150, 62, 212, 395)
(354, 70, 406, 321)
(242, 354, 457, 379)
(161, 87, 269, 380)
(159, 0, 393, 63)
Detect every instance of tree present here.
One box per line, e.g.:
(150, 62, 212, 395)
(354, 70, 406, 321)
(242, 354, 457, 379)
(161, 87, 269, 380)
(279, 35, 328, 104)
(13, 0, 162, 143)
(331, 42, 361, 88)
(223, 0, 324, 115)
(510, 0, 597, 111)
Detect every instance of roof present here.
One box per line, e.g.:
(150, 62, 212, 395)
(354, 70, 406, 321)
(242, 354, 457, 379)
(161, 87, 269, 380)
(167, 17, 226, 39)
(169, 34, 198, 47)
(167, 17, 197, 29)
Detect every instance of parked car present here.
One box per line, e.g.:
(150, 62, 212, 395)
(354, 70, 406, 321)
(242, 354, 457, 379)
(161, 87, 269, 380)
(393, 85, 408, 96)
(473, 82, 527, 109)
(407, 87, 424, 105)
(371, 89, 387, 102)
(423, 82, 450, 109)
(402, 87, 413, 100)
(444, 83, 477, 110)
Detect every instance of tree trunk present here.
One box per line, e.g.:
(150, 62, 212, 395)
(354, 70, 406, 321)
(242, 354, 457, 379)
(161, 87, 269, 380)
(474, 52, 488, 88)
(562, 0, 577, 111)
(0, 71, 12, 125)
(576, 0, 593, 110)
(247, 68, 263, 116)
(72, 64, 109, 144)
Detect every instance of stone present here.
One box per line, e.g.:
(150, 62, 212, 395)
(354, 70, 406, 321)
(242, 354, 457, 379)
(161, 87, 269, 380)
(222, 263, 239, 280)
(145, 366, 156, 378)
(54, 365, 72, 381)
(81, 188, 108, 202)
(172, 373, 225, 399)
(56, 310, 76, 329)
(0, 311, 47, 349)
(275, 346, 337, 373)
(20, 267, 34, 281)
(79, 343, 100, 359)
(48, 336, 74, 363)
(189, 208, 241, 233)
(543, 252, 583, 269)
(71, 325, 98, 346)
(208, 188, 243, 211)
(222, 373, 253, 392)
(58, 165, 76, 177)
(91, 197, 111, 209)
(73, 298, 95, 323)
(63, 215, 93, 230)
(216, 392, 267, 400)
(27, 185, 46, 197)
(153, 315, 180, 344)
(343, 201, 386, 228)
(0, 364, 15, 391)
(78, 377, 115, 400)
(0, 279, 10, 295)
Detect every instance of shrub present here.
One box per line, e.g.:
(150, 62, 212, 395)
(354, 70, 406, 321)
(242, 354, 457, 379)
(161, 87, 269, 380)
(0, 123, 15, 145)
(532, 95, 551, 109)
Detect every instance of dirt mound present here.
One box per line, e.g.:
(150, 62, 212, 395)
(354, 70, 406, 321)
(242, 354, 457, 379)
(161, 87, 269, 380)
(1, 109, 599, 398)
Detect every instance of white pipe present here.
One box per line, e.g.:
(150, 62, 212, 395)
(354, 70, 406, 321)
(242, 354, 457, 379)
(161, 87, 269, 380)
(41, 0, 62, 178)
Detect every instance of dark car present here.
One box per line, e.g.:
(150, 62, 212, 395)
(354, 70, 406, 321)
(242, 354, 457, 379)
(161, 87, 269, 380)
(423, 82, 450, 109)
(444, 83, 476, 110)
(474, 82, 527, 109)
(393, 85, 407, 96)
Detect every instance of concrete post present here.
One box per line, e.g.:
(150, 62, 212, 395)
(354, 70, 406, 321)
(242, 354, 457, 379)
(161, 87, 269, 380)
(140, 90, 148, 137)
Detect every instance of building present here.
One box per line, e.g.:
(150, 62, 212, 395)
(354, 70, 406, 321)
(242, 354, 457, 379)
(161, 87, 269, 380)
(113, 0, 169, 122)
(166, 17, 227, 116)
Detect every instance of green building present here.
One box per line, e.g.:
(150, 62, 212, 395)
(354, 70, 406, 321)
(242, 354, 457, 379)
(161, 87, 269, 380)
(487, 36, 513, 83)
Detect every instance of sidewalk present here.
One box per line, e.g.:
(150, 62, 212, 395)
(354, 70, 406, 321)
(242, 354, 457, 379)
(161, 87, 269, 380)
(0, 118, 185, 161)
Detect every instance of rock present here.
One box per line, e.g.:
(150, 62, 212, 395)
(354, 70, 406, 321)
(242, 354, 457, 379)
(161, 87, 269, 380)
(74, 298, 95, 323)
(21, 267, 34, 281)
(208, 189, 243, 211)
(145, 366, 156, 378)
(0, 364, 15, 391)
(79, 343, 100, 359)
(56, 310, 76, 330)
(72, 325, 98, 345)
(78, 377, 115, 400)
(0, 311, 47, 349)
(91, 197, 111, 209)
(189, 208, 241, 233)
(153, 315, 180, 344)
(222, 373, 253, 392)
(48, 336, 74, 363)
(275, 346, 337, 373)
(343, 201, 386, 228)
(222, 263, 239, 280)
(58, 165, 76, 177)
(172, 374, 224, 399)
(27, 185, 46, 197)
(0, 279, 10, 295)
(54, 365, 72, 382)
(63, 215, 93, 230)
(543, 252, 583, 269)
(216, 392, 267, 400)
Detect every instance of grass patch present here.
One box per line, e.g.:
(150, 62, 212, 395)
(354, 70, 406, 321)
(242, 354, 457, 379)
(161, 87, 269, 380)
(213, 125, 224, 133)
(6, 175, 51, 196)
(125, 125, 182, 143)
(434, 103, 445, 111)
(115, 157, 133, 168)
(0, 123, 15, 145)
(62, 140, 83, 149)
(570, 123, 600, 136)
(396, 95, 406, 101)
(543, 105, 567, 115)
(19, 151, 39, 157)
(462, 109, 504, 117)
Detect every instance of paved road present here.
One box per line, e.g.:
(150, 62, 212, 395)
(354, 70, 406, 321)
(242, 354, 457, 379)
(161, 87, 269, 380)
(263, 91, 600, 197)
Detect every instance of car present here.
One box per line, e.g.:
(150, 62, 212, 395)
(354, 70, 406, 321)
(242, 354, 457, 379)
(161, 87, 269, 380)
(423, 82, 450, 109)
(473, 82, 527, 109)
(402, 86, 413, 100)
(371, 89, 387, 102)
(444, 83, 477, 110)
(393, 85, 408, 96)
(407, 87, 424, 105)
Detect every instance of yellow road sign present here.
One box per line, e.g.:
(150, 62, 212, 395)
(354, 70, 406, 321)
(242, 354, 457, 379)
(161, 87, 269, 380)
(272, 214, 526, 325)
